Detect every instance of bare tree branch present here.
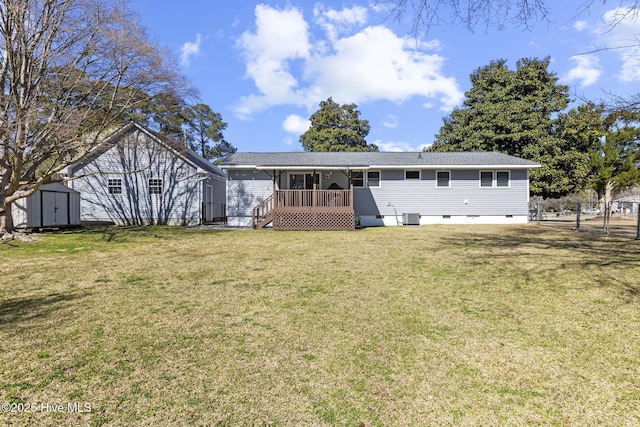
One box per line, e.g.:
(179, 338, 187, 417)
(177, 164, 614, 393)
(0, 0, 191, 233)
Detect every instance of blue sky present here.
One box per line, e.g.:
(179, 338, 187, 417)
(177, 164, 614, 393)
(131, 1, 640, 152)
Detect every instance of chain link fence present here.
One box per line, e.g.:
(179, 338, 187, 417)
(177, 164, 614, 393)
(529, 199, 640, 240)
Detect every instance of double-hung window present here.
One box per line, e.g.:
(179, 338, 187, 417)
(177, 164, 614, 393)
(149, 178, 163, 194)
(352, 171, 364, 187)
(480, 171, 510, 187)
(480, 171, 493, 187)
(436, 171, 450, 187)
(496, 171, 510, 187)
(367, 171, 380, 187)
(108, 179, 122, 194)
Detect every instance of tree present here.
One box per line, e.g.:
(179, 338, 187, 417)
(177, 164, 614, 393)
(183, 103, 234, 163)
(588, 109, 640, 209)
(208, 140, 237, 165)
(428, 57, 588, 198)
(300, 97, 378, 152)
(376, 1, 628, 36)
(376, 0, 553, 36)
(0, 0, 187, 236)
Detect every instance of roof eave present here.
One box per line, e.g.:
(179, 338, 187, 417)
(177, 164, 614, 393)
(224, 164, 540, 170)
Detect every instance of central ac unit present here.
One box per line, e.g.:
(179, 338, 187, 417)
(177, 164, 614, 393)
(402, 213, 420, 226)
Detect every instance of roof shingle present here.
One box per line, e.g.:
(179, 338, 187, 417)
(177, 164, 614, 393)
(221, 151, 540, 169)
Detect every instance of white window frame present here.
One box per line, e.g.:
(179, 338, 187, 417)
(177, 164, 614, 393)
(367, 170, 381, 187)
(496, 170, 510, 187)
(149, 178, 163, 195)
(352, 171, 364, 187)
(436, 170, 450, 188)
(108, 178, 122, 195)
(479, 170, 494, 188)
(405, 170, 420, 180)
(288, 172, 321, 190)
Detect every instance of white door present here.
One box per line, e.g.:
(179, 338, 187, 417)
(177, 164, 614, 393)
(204, 185, 213, 222)
(42, 191, 69, 226)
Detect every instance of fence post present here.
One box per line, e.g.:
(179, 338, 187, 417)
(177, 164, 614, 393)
(536, 201, 541, 225)
(603, 201, 610, 234)
(636, 202, 640, 240)
(576, 202, 581, 232)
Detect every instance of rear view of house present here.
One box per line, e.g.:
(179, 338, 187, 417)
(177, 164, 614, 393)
(220, 152, 540, 230)
(65, 123, 226, 226)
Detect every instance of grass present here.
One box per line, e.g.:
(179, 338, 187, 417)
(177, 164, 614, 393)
(1, 225, 639, 426)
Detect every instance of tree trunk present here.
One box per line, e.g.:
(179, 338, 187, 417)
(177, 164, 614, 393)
(597, 181, 614, 216)
(0, 197, 15, 238)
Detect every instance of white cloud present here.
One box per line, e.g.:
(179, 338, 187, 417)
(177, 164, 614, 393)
(374, 139, 431, 152)
(235, 5, 311, 117)
(313, 5, 368, 42)
(234, 5, 463, 118)
(564, 55, 602, 87)
(574, 20, 588, 31)
(180, 34, 202, 66)
(304, 26, 462, 110)
(382, 114, 399, 128)
(595, 7, 640, 82)
(282, 114, 311, 134)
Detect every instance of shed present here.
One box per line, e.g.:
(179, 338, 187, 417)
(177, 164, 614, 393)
(12, 183, 81, 228)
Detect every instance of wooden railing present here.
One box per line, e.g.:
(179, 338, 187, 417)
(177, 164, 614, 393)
(252, 194, 274, 228)
(275, 189, 352, 209)
(253, 189, 354, 228)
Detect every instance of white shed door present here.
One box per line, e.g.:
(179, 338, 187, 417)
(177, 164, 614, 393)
(42, 191, 69, 226)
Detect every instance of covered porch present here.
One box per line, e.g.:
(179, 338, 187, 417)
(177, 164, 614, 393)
(252, 169, 358, 230)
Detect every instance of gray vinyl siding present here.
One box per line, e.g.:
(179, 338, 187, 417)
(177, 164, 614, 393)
(353, 169, 529, 217)
(226, 169, 273, 218)
(70, 131, 204, 225)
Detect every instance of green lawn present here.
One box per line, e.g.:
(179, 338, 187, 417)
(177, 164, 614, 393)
(1, 225, 639, 426)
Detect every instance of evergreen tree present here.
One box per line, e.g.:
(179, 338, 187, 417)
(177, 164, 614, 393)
(183, 103, 234, 163)
(428, 57, 593, 198)
(300, 98, 377, 152)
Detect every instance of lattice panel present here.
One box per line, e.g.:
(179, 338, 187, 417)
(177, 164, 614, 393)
(273, 211, 355, 230)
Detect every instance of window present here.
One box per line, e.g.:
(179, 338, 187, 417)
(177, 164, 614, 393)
(149, 178, 163, 194)
(496, 171, 510, 187)
(352, 171, 364, 187)
(480, 170, 510, 187)
(436, 171, 450, 187)
(405, 170, 420, 180)
(108, 179, 122, 194)
(367, 171, 380, 187)
(480, 171, 493, 187)
(289, 173, 319, 189)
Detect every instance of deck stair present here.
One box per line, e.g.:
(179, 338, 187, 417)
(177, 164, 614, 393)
(252, 194, 274, 229)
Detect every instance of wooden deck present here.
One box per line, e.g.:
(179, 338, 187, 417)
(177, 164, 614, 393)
(253, 189, 355, 230)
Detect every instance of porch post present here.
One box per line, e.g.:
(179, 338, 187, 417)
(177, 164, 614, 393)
(313, 169, 317, 207)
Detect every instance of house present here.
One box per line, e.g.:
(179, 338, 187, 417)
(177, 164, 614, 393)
(12, 182, 81, 229)
(220, 151, 540, 230)
(65, 123, 226, 226)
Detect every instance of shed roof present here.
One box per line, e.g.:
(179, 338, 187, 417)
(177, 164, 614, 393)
(220, 151, 540, 170)
(614, 195, 640, 203)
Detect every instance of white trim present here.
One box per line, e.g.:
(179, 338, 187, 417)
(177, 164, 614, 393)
(370, 164, 539, 170)
(253, 165, 370, 171)
(287, 171, 321, 189)
(366, 170, 381, 187)
(496, 170, 510, 188)
(479, 170, 493, 188)
(358, 214, 529, 226)
(405, 169, 421, 180)
(436, 170, 450, 188)
(232, 164, 538, 171)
